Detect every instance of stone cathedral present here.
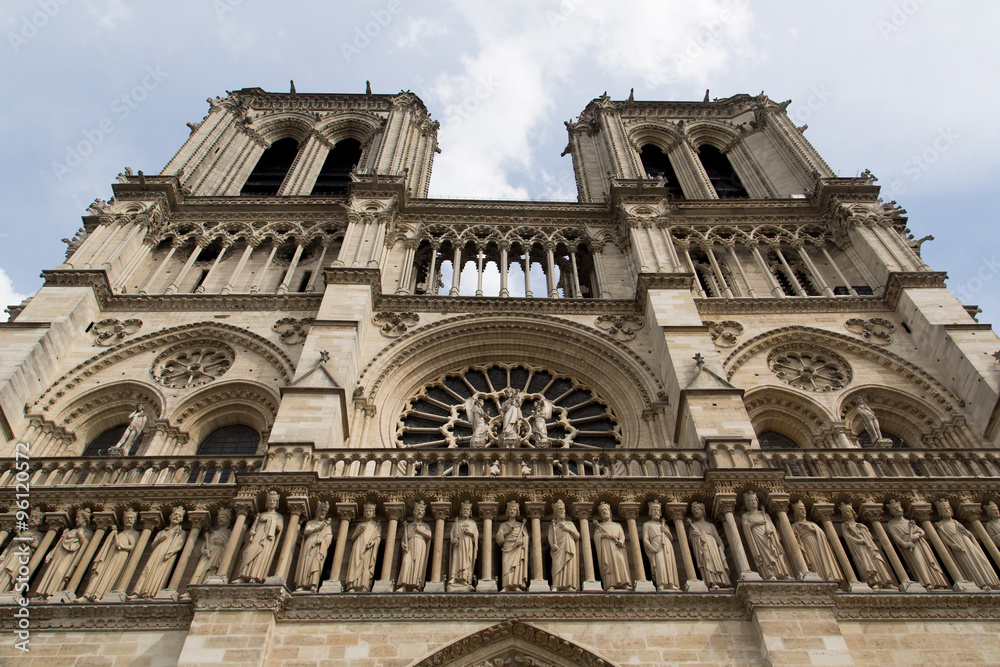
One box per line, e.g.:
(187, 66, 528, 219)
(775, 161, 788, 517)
(2, 86, 1000, 667)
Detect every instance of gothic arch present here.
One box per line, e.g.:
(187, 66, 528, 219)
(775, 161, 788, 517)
(626, 122, 684, 153)
(169, 380, 279, 453)
(412, 620, 617, 667)
(744, 386, 833, 448)
(838, 386, 947, 448)
(357, 314, 666, 449)
(49, 381, 165, 453)
(684, 120, 742, 150)
(249, 111, 317, 145)
(313, 111, 384, 148)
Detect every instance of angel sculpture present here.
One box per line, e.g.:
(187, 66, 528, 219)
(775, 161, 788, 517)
(464, 396, 490, 447)
(529, 398, 552, 446)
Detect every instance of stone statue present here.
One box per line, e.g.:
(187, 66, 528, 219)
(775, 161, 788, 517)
(934, 499, 999, 589)
(294, 501, 333, 593)
(109, 404, 147, 456)
(465, 396, 490, 447)
(190, 508, 233, 585)
(36, 508, 94, 598)
(133, 506, 186, 598)
(82, 508, 139, 601)
(234, 491, 284, 583)
(448, 501, 479, 591)
(643, 502, 678, 591)
(547, 499, 580, 591)
(529, 398, 551, 446)
(592, 502, 631, 590)
(0, 508, 44, 593)
(496, 501, 529, 591)
(740, 492, 790, 580)
(397, 501, 432, 591)
(984, 502, 1000, 551)
(791, 501, 841, 581)
(345, 503, 381, 592)
(687, 502, 730, 589)
(884, 499, 948, 589)
(500, 388, 524, 443)
(854, 397, 889, 447)
(838, 503, 892, 589)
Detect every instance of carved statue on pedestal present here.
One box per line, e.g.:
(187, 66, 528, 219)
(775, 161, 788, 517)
(934, 499, 999, 590)
(36, 508, 93, 598)
(0, 508, 44, 593)
(190, 508, 233, 585)
(838, 504, 892, 589)
(294, 501, 333, 593)
(740, 492, 790, 580)
(547, 499, 579, 591)
(109, 404, 147, 456)
(592, 502, 631, 590)
(448, 501, 478, 591)
(345, 503, 381, 592)
(884, 499, 948, 589)
(82, 508, 138, 601)
(465, 396, 490, 448)
(133, 506, 186, 598)
(791, 501, 841, 581)
(234, 491, 284, 584)
(397, 501, 432, 591)
(985, 502, 1000, 551)
(643, 502, 678, 591)
(854, 397, 891, 447)
(496, 501, 529, 591)
(686, 502, 730, 589)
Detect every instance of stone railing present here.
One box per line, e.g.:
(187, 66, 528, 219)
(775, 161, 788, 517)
(753, 448, 1000, 479)
(0, 455, 264, 488)
(264, 446, 710, 479)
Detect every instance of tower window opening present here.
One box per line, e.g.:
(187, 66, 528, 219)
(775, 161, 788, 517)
(297, 270, 312, 292)
(311, 139, 362, 195)
(697, 144, 749, 198)
(192, 270, 209, 292)
(240, 137, 299, 196)
(639, 144, 685, 199)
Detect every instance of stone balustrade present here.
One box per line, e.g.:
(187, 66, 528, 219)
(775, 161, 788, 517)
(753, 447, 1000, 479)
(0, 455, 263, 488)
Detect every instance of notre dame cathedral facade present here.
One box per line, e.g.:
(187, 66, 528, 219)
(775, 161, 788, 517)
(2, 87, 1000, 666)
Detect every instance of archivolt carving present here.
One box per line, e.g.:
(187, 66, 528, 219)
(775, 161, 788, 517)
(724, 326, 965, 413)
(744, 387, 833, 448)
(151, 218, 347, 253)
(171, 381, 279, 445)
(30, 322, 295, 415)
(838, 386, 945, 446)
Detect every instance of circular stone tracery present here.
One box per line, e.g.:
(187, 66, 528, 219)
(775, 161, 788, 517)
(151, 341, 235, 389)
(767, 345, 852, 393)
(397, 363, 621, 449)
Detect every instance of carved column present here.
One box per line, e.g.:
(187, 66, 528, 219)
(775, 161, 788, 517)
(820, 245, 857, 295)
(396, 240, 418, 294)
(793, 239, 833, 297)
(475, 247, 485, 297)
(79, 221, 118, 269)
(525, 502, 550, 592)
(523, 245, 533, 297)
(425, 241, 440, 295)
(746, 240, 783, 298)
(65, 510, 116, 596)
(544, 243, 558, 297)
(680, 246, 706, 297)
(589, 241, 610, 298)
(194, 240, 231, 293)
(321, 503, 356, 593)
(208, 500, 252, 585)
(272, 498, 308, 584)
(724, 242, 756, 297)
(477, 501, 498, 592)
(449, 245, 463, 296)
(961, 503, 1000, 572)
(101, 221, 144, 272)
(119, 511, 162, 599)
(24, 513, 67, 587)
(163, 509, 209, 598)
(862, 503, 923, 593)
(912, 501, 977, 591)
(569, 246, 583, 297)
(425, 502, 451, 592)
(667, 502, 706, 592)
(574, 502, 601, 591)
(249, 243, 279, 293)
(498, 244, 510, 298)
(164, 240, 207, 294)
(714, 493, 757, 581)
(620, 502, 654, 592)
(703, 242, 734, 299)
(771, 244, 806, 296)
(138, 238, 179, 294)
(221, 241, 256, 294)
(276, 242, 304, 294)
(813, 503, 867, 592)
(767, 493, 815, 581)
(643, 226, 663, 272)
(373, 502, 405, 593)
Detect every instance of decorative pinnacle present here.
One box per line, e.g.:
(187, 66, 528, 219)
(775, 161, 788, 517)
(319, 350, 330, 364)
(992, 350, 1000, 364)
(693, 353, 705, 369)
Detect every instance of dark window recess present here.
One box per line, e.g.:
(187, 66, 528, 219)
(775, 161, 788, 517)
(83, 425, 143, 457)
(197, 424, 261, 456)
(758, 430, 799, 449)
(240, 138, 299, 196)
(697, 144, 749, 198)
(857, 431, 907, 449)
(297, 271, 312, 292)
(192, 270, 209, 292)
(639, 144, 685, 199)
(311, 139, 362, 195)
(854, 285, 874, 296)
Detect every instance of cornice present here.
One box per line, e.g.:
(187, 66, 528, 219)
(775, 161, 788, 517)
(883, 271, 948, 309)
(377, 294, 639, 317)
(695, 296, 887, 315)
(834, 592, 1000, 621)
(0, 601, 193, 630)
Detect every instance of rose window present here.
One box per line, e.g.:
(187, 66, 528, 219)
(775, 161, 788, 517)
(397, 363, 621, 449)
(767, 346, 851, 392)
(151, 341, 235, 389)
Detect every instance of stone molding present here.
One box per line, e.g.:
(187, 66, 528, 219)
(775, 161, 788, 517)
(0, 601, 193, 631)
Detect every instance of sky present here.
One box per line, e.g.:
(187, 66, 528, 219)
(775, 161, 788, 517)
(1, 1, 998, 322)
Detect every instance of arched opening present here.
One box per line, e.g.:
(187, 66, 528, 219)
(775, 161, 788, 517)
(83, 425, 141, 457)
(311, 138, 362, 195)
(758, 430, 800, 449)
(639, 144, 685, 199)
(697, 144, 748, 198)
(240, 137, 299, 196)
(196, 424, 261, 456)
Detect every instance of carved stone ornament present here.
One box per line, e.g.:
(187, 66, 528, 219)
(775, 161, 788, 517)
(767, 345, 852, 392)
(373, 311, 420, 338)
(151, 340, 234, 389)
(272, 317, 312, 345)
(845, 317, 895, 345)
(92, 318, 142, 346)
(705, 320, 744, 347)
(594, 314, 643, 342)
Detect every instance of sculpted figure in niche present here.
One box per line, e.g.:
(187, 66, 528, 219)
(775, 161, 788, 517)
(500, 389, 524, 443)
(82, 508, 139, 601)
(686, 502, 730, 589)
(345, 503, 381, 592)
(36, 508, 93, 598)
(397, 501, 432, 591)
(529, 398, 551, 446)
(0, 508, 44, 593)
(740, 492, 790, 580)
(838, 503, 892, 589)
(984, 502, 1000, 551)
(854, 397, 888, 446)
(234, 491, 284, 584)
(592, 502, 631, 590)
(448, 501, 479, 591)
(934, 499, 999, 590)
(465, 396, 490, 448)
(496, 501, 529, 591)
(110, 404, 147, 455)
(643, 502, 678, 591)
(294, 501, 333, 593)
(791, 501, 841, 581)
(133, 506, 186, 598)
(190, 508, 233, 585)
(547, 499, 580, 591)
(884, 499, 948, 589)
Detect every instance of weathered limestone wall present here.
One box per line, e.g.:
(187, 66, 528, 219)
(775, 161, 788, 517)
(0, 629, 187, 666)
(840, 620, 1000, 666)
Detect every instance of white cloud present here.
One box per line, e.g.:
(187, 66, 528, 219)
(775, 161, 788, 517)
(0, 268, 29, 321)
(83, 0, 132, 29)
(395, 16, 450, 50)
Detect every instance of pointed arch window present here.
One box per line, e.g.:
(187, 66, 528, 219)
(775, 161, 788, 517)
(240, 137, 299, 196)
(639, 144, 685, 198)
(83, 425, 142, 457)
(311, 138, 362, 195)
(196, 424, 261, 456)
(697, 144, 748, 198)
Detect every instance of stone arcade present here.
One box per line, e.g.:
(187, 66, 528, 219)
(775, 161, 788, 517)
(2, 87, 1000, 666)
